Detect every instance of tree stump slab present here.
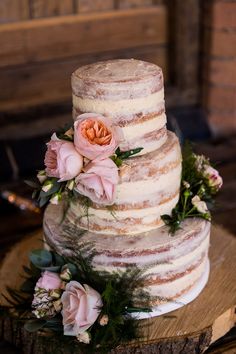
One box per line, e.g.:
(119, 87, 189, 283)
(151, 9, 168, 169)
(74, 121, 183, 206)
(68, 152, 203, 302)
(0, 224, 236, 353)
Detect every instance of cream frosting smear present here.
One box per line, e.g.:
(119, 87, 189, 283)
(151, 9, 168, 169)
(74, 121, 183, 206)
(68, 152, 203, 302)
(72, 89, 164, 117)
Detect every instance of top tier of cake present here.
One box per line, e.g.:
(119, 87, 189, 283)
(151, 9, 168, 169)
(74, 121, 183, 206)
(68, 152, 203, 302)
(71, 59, 166, 155)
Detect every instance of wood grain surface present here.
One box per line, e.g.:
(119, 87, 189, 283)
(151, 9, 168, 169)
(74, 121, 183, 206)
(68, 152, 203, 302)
(30, 0, 74, 18)
(0, 7, 167, 68)
(0, 0, 29, 23)
(0, 224, 235, 353)
(76, 0, 114, 13)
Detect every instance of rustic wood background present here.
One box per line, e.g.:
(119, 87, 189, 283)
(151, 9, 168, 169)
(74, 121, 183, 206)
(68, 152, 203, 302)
(0, 0, 204, 141)
(202, 0, 236, 136)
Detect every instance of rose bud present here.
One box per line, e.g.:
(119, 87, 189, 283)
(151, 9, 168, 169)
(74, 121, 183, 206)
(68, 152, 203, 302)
(99, 314, 109, 326)
(60, 267, 72, 282)
(42, 180, 53, 193)
(37, 170, 47, 184)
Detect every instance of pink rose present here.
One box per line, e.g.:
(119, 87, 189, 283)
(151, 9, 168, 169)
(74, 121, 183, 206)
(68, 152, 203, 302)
(45, 133, 83, 182)
(36, 271, 62, 290)
(203, 165, 223, 191)
(61, 281, 102, 336)
(74, 113, 120, 160)
(75, 158, 119, 205)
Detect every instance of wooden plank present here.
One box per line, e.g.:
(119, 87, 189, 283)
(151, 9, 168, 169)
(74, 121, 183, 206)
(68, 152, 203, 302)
(0, 0, 29, 23)
(76, 0, 114, 13)
(207, 30, 236, 58)
(118, 0, 152, 9)
(174, 0, 200, 90)
(30, 0, 74, 18)
(206, 58, 236, 86)
(203, 1, 236, 30)
(0, 7, 167, 68)
(203, 84, 236, 112)
(208, 112, 236, 137)
(0, 45, 167, 112)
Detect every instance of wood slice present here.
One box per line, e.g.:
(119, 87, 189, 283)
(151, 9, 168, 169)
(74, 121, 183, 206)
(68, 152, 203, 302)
(0, 225, 236, 353)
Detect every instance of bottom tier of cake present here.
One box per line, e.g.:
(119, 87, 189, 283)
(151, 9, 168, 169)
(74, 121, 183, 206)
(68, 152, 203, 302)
(44, 204, 211, 309)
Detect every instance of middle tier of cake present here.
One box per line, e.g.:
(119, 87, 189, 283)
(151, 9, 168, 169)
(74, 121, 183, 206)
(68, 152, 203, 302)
(66, 131, 182, 235)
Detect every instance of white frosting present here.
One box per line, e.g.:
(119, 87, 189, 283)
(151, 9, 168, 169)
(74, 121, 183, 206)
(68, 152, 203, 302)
(88, 199, 177, 220)
(94, 234, 210, 276)
(74, 194, 178, 235)
(120, 129, 168, 156)
(115, 164, 181, 203)
(72, 89, 164, 117)
(121, 113, 167, 141)
(145, 257, 208, 299)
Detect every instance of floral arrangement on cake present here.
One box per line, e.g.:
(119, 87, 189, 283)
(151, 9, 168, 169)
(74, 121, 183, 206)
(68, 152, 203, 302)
(2, 246, 151, 353)
(29, 114, 222, 234)
(29, 113, 142, 208)
(161, 144, 223, 233)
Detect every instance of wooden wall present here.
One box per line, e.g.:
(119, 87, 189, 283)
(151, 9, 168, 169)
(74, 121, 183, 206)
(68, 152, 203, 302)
(202, 0, 236, 136)
(0, 1, 168, 115)
(0, 0, 201, 140)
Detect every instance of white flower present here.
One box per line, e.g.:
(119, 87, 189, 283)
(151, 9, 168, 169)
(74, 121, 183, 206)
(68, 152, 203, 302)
(99, 314, 109, 326)
(50, 193, 61, 205)
(195, 155, 207, 171)
(76, 331, 91, 344)
(42, 181, 53, 192)
(60, 267, 72, 281)
(66, 179, 75, 191)
(183, 181, 190, 189)
(191, 195, 208, 214)
(37, 170, 47, 184)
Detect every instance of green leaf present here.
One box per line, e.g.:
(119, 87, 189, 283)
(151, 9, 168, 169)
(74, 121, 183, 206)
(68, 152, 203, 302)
(53, 253, 65, 266)
(29, 249, 52, 269)
(118, 147, 143, 160)
(38, 196, 50, 208)
(66, 263, 78, 277)
(39, 180, 61, 198)
(24, 319, 47, 332)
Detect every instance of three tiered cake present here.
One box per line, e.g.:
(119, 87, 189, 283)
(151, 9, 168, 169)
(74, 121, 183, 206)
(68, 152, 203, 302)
(44, 59, 211, 312)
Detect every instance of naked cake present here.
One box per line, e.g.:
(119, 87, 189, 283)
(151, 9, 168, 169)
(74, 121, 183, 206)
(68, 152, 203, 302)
(43, 59, 212, 310)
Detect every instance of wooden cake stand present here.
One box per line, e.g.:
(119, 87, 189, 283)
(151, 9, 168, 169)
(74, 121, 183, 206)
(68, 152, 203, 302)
(0, 224, 236, 353)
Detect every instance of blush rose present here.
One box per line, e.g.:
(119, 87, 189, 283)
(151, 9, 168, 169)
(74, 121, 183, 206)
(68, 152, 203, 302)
(202, 165, 223, 192)
(36, 271, 62, 291)
(45, 133, 83, 182)
(75, 158, 119, 205)
(61, 281, 102, 336)
(74, 113, 120, 160)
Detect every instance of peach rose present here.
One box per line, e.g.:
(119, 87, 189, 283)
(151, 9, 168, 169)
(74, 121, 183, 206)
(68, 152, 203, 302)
(61, 281, 102, 336)
(74, 113, 120, 160)
(75, 158, 118, 205)
(36, 271, 62, 291)
(45, 133, 83, 182)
